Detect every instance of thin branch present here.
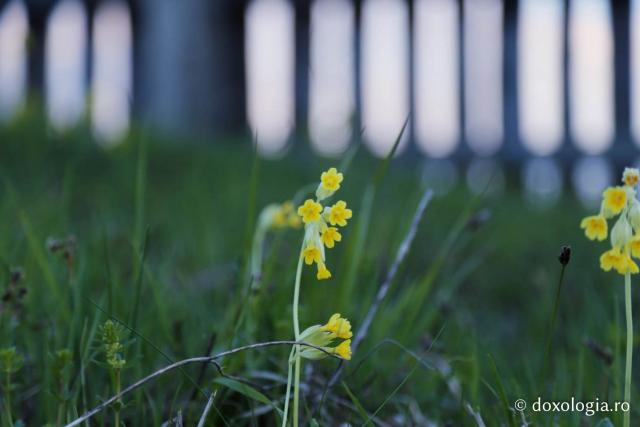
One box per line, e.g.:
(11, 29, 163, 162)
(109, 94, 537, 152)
(197, 390, 217, 427)
(328, 188, 434, 388)
(64, 341, 336, 427)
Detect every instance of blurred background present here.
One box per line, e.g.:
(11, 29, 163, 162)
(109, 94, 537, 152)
(0, 0, 638, 207)
(2, 1, 640, 424)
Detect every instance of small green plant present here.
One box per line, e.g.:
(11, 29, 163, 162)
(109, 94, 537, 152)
(99, 320, 126, 426)
(50, 349, 73, 426)
(0, 347, 24, 427)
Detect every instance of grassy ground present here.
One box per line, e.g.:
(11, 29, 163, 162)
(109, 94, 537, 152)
(0, 119, 635, 426)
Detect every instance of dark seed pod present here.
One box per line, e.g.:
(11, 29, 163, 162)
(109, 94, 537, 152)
(558, 245, 571, 266)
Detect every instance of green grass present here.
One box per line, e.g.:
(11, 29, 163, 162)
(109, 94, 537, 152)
(0, 117, 635, 426)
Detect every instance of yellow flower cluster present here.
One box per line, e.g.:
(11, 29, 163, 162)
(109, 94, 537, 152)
(297, 168, 352, 280)
(298, 313, 353, 360)
(581, 167, 640, 275)
(259, 201, 302, 230)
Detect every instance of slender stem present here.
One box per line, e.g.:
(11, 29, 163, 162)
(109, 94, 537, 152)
(293, 253, 303, 340)
(624, 272, 633, 427)
(196, 391, 217, 427)
(292, 253, 304, 427)
(114, 369, 121, 427)
(250, 226, 266, 289)
(540, 263, 567, 389)
(57, 404, 63, 427)
(293, 355, 301, 427)
(281, 349, 295, 427)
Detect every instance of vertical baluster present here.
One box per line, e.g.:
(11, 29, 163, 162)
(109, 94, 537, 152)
(612, 0, 631, 165)
(406, 0, 416, 154)
(457, 0, 466, 160)
(559, 0, 572, 166)
(85, 0, 94, 116)
(26, 0, 55, 101)
(294, 0, 309, 138)
(503, 0, 522, 163)
(353, 0, 362, 144)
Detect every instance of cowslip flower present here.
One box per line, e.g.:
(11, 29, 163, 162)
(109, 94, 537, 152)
(286, 170, 354, 427)
(580, 216, 607, 241)
(298, 199, 323, 224)
(600, 248, 639, 275)
(251, 201, 302, 287)
(297, 168, 353, 280)
(583, 166, 640, 427)
(328, 201, 352, 227)
(623, 167, 640, 187)
(271, 201, 302, 229)
(580, 167, 640, 275)
(321, 313, 353, 339)
(316, 167, 344, 200)
(602, 187, 628, 216)
(334, 340, 352, 360)
(298, 313, 353, 361)
(321, 226, 342, 248)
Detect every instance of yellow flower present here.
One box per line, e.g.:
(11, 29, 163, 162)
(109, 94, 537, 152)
(623, 167, 640, 187)
(600, 248, 622, 272)
(334, 339, 352, 360)
(599, 247, 639, 275)
(317, 263, 332, 280)
(621, 255, 640, 274)
(629, 235, 640, 258)
(298, 199, 323, 224)
(580, 215, 608, 241)
(321, 227, 342, 248)
(328, 201, 352, 227)
(272, 205, 289, 228)
(602, 187, 627, 215)
(321, 167, 343, 191)
(321, 313, 353, 339)
(288, 215, 302, 229)
(303, 245, 321, 265)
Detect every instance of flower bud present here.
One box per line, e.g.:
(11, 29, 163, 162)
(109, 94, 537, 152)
(629, 200, 640, 231)
(611, 216, 633, 248)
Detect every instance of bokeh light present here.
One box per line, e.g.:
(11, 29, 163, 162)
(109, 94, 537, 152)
(46, 0, 87, 130)
(245, 0, 295, 156)
(362, 0, 409, 157)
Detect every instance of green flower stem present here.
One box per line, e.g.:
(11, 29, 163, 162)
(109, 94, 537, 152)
(625, 271, 633, 427)
(293, 352, 301, 427)
(250, 226, 267, 289)
(292, 248, 304, 427)
(281, 348, 295, 427)
(115, 369, 121, 427)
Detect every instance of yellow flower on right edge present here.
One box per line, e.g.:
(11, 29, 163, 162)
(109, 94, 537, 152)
(581, 167, 640, 275)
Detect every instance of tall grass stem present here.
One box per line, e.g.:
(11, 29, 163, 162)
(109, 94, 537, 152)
(540, 262, 567, 388)
(292, 249, 304, 427)
(624, 271, 633, 427)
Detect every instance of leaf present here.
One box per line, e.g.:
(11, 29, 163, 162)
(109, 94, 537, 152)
(487, 354, 515, 427)
(214, 377, 283, 419)
(341, 381, 370, 423)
